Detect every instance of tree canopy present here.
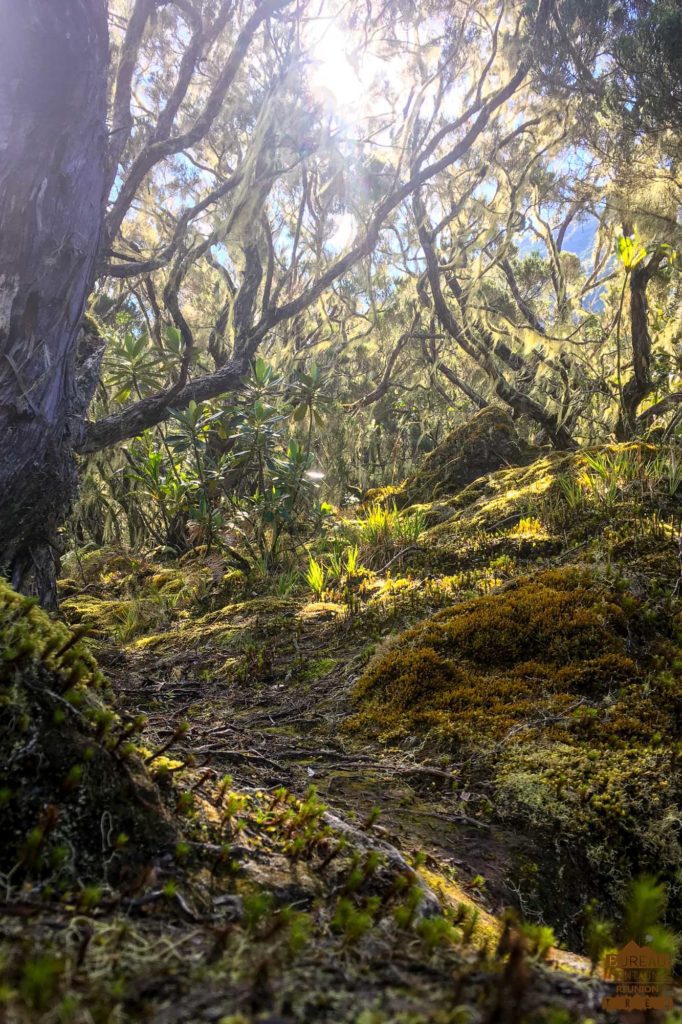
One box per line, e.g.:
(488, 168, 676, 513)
(0, 0, 680, 588)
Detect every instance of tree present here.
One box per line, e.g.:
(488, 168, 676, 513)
(0, 0, 557, 604)
(0, 0, 109, 607)
(537, 0, 682, 135)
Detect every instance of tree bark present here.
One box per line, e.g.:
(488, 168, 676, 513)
(0, 0, 109, 606)
(615, 257, 661, 440)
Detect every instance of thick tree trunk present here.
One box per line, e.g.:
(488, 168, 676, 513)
(0, 0, 109, 606)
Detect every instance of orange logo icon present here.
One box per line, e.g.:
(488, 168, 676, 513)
(602, 940, 673, 1013)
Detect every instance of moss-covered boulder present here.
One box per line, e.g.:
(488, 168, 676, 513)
(350, 567, 682, 935)
(395, 406, 539, 506)
(0, 581, 175, 886)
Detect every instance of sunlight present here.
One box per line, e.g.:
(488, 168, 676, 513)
(327, 211, 356, 251)
(308, 21, 366, 112)
(305, 15, 404, 120)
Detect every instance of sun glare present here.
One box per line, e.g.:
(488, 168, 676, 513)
(305, 15, 404, 120)
(308, 21, 368, 112)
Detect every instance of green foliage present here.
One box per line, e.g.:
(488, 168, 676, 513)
(624, 876, 668, 945)
(520, 922, 556, 961)
(415, 915, 461, 952)
(0, 580, 102, 688)
(584, 913, 614, 972)
(86, 359, 331, 566)
(305, 554, 326, 598)
(242, 891, 276, 934)
(332, 897, 379, 943)
(19, 956, 63, 1012)
(104, 329, 175, 403)
(347, 502, 426, 569)
(393, 885, 424, 930)
(615, 232, 648, 271)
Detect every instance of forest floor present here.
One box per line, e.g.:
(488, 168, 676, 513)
(2, 430, 682, 1022)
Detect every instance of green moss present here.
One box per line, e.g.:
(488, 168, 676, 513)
(362, 483, 407, 506)
(0, 581, 102, 687)
(0, 581, 175, 882)
(62, 594, 173, 641)
(300, 657, 337, 682)
(400, 407, 539, 506)
(349, 563, 682, 931)
(350, 568, 638, 744)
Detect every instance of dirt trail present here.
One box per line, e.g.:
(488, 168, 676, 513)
(109, 624, 595, 979)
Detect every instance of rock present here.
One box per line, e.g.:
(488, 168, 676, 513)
(400, 406, 539, 505)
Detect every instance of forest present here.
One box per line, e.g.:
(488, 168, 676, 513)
(0, 0, 681, 1020)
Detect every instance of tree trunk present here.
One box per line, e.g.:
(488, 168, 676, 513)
(616, 260, 656, 440)
(0, 0, 109, 606)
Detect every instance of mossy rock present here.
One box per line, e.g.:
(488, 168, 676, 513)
(0, 581, 176, 885)
(349, 566, 682, 933)
(398, 407, 540, 506)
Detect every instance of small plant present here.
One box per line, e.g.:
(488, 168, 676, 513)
(345, 544, 361, 577)
(416, 915, 461, 952)
(242, 890, 276, 934)
(624, 875, 667, 944)
(520, 922, 555, 961)
(305, 554, 326, 599)
(510, 516, 543, 536)
(585, 913, 614, 973)
(276, 568, 300, 596)
(352, 502, 426, 568)
(578, 448, 645, 508)
(77, 885, 102, 912)
(363, 806, 381, 829)
(285, 910, 312, 954)
(400, 507, 427, 545)
(650, 447, 682, 496)
(461, 905, 480, 944)
(394, 885, 423, 929)
(623, 875, 679, 960)
(19, 956, 63, 1012)
(332, 897, 378, 943)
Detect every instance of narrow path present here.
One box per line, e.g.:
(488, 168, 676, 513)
(111, 642, 594, 976)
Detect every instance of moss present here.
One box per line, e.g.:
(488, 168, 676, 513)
(349, 563, 682, 932)
(362, 484, 407, 506)
(418, 867, 500, 947)
(300, 657, 337, 682)
(350, 568, 638, 743)
(298, 600, 347, 621)
(399, 407, 540, 506)
(0, 582, 102, 686)
(0, 581, 175, 883)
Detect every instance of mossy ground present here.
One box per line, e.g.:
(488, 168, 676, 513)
(0, 607, 608, 1024)
(0, 582, 176, 886)
(349, 566, 682, 933)
(3, 441, 682, 1020)
(366, 406, 540, 508)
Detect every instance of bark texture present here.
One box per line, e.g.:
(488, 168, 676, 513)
(616, 257, 660, 440)
(0, 0, 109, 605)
